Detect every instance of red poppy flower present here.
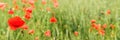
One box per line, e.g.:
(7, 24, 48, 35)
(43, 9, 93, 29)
(110, 24, 115, 29)
(50, 16, 57, 23)
(8, 9, 14, 15)
(0, 2, 6, 10)
(42, 0, 46, 5)
(28, 0, 35, 5)
(44, 30, 51, 37)
(24, 13, 31, 20)
(13, 0, 16, 4)
(52, 0, 58, 3)
(21, 0, 27, 4)
(52, 0, 58, 8)
(97, 24, 101, 30)
(91, 19, 96, 24)
(106, 9, 111, 15)
(0, 2, 6, 6)
(24, 7, 33, 20)
(35, 36, 39, 40)
(91, 23, 99, 30)
(21, 24, 28, 30)
(74, 31, 79, 36)
(31, 4, 35, 8)
(53, 2, 58, 8)
(102, 24, 107, 29)
(8, 16, 25, 30)
(25, 7, 33, 14)
(46, 7, 51, 12)
(98, 29, 105, 36)
(28, 29, 34, 34)
(91, 23, 96, 27)
(14, 5, 19, 10)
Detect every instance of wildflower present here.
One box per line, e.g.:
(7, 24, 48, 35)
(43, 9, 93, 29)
(24, 14, 31, 20)
(25, 13, 31, 20)
(8, 8, 14, 15)
(42, 0, 46, 5)
(98, 29, 105, 36)
(21, 24, 28, 30)
(0, 2, 6, 10)
(35, 36, 39, 40)
(52, 0, 58, 8)
(21, 0, 27, 4)
(14, 5, 19, 10)
(91, 19, 96, 24)
(52, 0, 57, 2)
(22, 5, 26, 12)
(8, 16, 25, 30)
(110, 24, 115, 29)
(46, 7, 51, 12)
(25, 7, 33, 14)
(102, 24, 107, 29)
(106, 9, 111, 15)
(24, 7, 33, 20)
(28, 0, 35, 5)
(28, 29, 35, 34)
(74, 31, 79, 36)
(50, 16, 57, 23)
(91, 23, 100, 30)
(44, 30, 51, 37)
(53, 2, 58, 8)
(13, 0, 16, 5)
(97, 24, 101, 30)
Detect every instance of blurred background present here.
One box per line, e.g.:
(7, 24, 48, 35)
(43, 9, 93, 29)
(0, 0, 120, 40)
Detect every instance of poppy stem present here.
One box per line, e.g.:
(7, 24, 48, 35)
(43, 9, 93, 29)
(7, 27, 10, 40)
(15, 30, 22, 40)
